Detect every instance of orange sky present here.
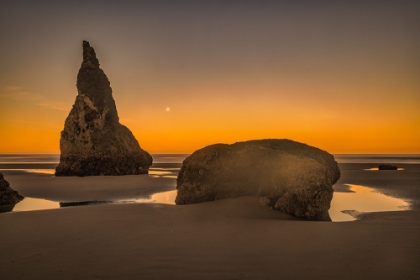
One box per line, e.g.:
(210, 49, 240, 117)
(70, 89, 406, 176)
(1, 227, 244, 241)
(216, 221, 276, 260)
(0, 1, 419, 154)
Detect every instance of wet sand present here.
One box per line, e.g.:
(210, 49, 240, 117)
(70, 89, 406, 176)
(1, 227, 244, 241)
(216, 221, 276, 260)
(1, 163, 420, 279)
(1, 171, 176, 202)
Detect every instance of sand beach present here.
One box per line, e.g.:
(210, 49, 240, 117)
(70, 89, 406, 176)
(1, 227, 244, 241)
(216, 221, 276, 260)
(1, 157, 419, 279)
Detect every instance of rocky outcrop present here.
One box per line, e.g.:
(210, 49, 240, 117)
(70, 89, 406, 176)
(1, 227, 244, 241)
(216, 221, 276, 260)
(55, 41, 152, 176)
(378, 164, 398, 170)
(0, 173, 24, 211)
(176, 139, 340, 220)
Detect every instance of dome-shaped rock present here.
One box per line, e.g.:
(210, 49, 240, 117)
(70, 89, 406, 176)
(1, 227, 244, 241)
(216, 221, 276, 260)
(176, 139, 340, 220)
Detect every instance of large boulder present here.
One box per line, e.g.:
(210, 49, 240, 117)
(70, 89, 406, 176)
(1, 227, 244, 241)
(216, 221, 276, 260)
(55, 41, 152, 176)
(176, 139, 340, 220)
(0, 173, 24, 211)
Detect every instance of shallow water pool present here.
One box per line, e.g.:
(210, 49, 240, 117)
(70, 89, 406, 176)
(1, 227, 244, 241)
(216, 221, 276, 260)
(6, 185, 409, 222)
(329, 184, 409, 221)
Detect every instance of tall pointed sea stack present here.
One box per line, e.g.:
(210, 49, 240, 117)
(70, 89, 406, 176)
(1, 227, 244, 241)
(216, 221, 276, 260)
(55, 41, 152, 176)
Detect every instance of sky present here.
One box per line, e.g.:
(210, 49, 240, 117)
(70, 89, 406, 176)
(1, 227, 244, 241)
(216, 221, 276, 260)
(0, 0, 419, 154)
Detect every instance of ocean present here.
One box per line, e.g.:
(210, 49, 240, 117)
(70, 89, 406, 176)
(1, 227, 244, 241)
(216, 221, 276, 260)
(1, 154, 419, 172)
(334, 154, 420, 164)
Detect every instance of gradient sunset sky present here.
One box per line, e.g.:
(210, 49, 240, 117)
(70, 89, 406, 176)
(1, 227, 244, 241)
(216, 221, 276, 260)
(0, 0, 419, 154)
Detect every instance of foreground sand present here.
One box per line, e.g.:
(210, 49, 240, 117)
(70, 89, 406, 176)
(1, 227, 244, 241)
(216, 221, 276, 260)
(1, 164, 419, 279)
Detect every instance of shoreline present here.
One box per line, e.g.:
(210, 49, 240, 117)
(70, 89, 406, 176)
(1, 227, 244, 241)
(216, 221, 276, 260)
(1, 162, 419, 279)
(2, 162, 418, 218)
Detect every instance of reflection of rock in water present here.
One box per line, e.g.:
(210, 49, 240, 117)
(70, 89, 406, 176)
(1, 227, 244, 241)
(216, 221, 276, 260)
(0, 172, 24, 213)
(176, 139, 340, 221)
(55, 41, 152, 176)
(59, 201, 111, 208)
(341, 210, 362, 218)
(378, 164, 398, 170)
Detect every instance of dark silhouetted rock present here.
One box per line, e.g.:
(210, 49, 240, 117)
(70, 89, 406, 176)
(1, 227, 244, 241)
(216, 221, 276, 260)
(176, 139, 340, 220)
(59, 201, 111, 207)
(0, 173, 24, 212)
(378, 164, 398, 170)
(55, 41, 152, 176)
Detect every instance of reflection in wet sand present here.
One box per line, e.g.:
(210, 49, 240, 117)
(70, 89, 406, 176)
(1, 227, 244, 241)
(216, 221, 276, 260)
(59, 201, 111, 207)
(364, 167, 404, 171)
(0, 169, 56, 175)
(150, 190, 177, 205)
(148, 170, 173, 175)
(330, 184, 409, 222)
(12, 197, 60, 212)
(5, 185, 410, 223)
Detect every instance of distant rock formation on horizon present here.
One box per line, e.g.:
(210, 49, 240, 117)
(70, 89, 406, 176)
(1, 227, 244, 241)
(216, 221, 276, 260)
(55, 41, 152, 176)
(0, 172, 24, 212)
(175, 139, 340, 221)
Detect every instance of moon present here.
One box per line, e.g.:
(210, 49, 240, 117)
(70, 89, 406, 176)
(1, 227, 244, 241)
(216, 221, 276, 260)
(166, 107, 171, 112)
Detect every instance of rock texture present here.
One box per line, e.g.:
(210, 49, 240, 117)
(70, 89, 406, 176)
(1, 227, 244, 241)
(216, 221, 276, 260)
(176, 139, 340, 220)
(0, 173, 24, 211)
(55, 41, 152, 176)
(378, 164, 398, 170)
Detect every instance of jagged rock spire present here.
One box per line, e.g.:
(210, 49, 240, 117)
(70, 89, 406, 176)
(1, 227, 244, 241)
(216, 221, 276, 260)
(82, 40, 100, 68)
(77, 40, 116, 119)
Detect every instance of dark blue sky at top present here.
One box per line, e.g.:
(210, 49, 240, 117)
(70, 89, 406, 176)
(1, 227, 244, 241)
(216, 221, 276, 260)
(1, 0, 419, 114)
(1, 0, 418, 65)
